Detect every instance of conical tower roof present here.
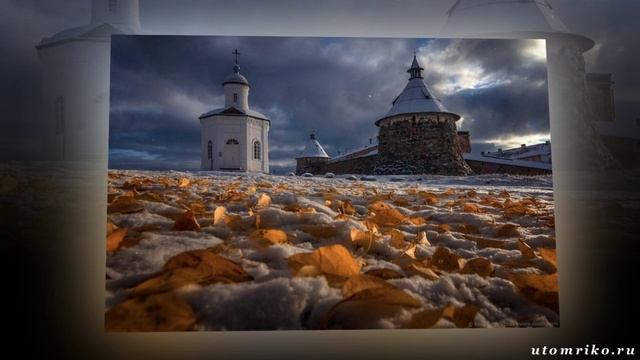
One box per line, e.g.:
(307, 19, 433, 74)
(440, 0, 593, 51)
(297, 133, 330, 159)
(376, 56, 458, 125)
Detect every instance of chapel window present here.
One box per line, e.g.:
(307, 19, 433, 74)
(253, 141, 261, 160)
(207, 141, 213, 159)
(233, 93, 238, 103)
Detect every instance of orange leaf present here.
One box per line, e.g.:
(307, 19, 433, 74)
(405, 262, 440, 280)
(538, 247, 557, 271)
(172, 210, 200, 231)
(178, 178, 190, 188)
(464, 234, 506, 249)
(428, 247, 465, 272)
(408, 307, 446, 328)
(288, 244, 361, 284)
(107, 228, 128, 253)
(341, 274, 394, 297)
(213, 206, 226, 226)
(496, 224, 521, 238)
(507, 272, 559, 312)
(387, 229, 408, 249)
(250, 229, 288, 246)
(518, 239, 537, 259)
(108, 196, 144, 214)
(368, 201, 406, 226)
(461, 257, 493, 277)
(256, 193, 271, 207)
(105, 293, 195, 332)
(300, 224, 338, 238)
(462, 203, 481, 213)
(365, 268, 404, 279)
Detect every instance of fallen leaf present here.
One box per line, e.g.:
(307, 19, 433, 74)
(462, 203, 481, 213)
(324, 286, 422, 329)
(538, 247, 557, 271)
(405, 262, 440, 280)
(341, 274, 394, 297)
(518, 239, 537, 259)
(172, 210, 200, 231)
(105, 293, 196, 332)
(368, 201, 406, 226)
(408, 307, 446, 328)
(365, 268, 404, 279)
(428, 247, 465, 272)
(256, 193, 271, 207)
(496, 224, 521, 238)
(461, 257, 493, 277)
(387, 229, 409, 249)
(107, 228, 128, 253)
(437, 224, 451, 233)
(447, 304, 479, 328)
(213, 206, 227, 226)
(412, 231, 430, 246)
(507, 272, 559, 312)
(133, 250, 252, 296)
(178, 178, 190, 188)
(108, 196, 144, 214)
(288, 244, 361, 284)
(250, 229, 288, 246)
(225, 214, 257, 231)
(464, 234, 506, 249)
(299, 224, 338, 238)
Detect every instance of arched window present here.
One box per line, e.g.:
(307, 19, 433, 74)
(226, 138, 239, 145)
(233, 93, 238, 103)
(207, 140, 212, 159)
(55, 96, 64, 135)
(109, 0, 118, 12)
(253, 140, 261, 160)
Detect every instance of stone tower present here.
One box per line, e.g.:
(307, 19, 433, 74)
(295, 133, 330, 175)
(199, 51, 270, 173)
(374, 56, 472, 175)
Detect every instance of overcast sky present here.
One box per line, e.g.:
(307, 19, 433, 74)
(1, 0, 638, 168)
(109, 36, 549, 171)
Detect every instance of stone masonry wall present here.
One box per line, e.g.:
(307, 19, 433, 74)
(325, 154, 378, 175)
(295, 157, 329, 175)
(376, 113, 472, 175)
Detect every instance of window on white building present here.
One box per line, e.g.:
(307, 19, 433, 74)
(226, 138, 239, 145)
(207, 141, 212, 159)
(55, 96, 64, 135)
(233, 93, 238, 103)
(253, 141, 261, 160)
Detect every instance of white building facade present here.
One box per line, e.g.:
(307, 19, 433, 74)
(199, 60, 270, 172)
(37, 0, 141, 161)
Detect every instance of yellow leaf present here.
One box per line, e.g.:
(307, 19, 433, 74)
(213, 206, 227, 226)
(461, 257, 493, 277)
(178, 177, 190, 188)
(105, 293, 195, 332)
(288, 244, 361, 284)
(256, 193, 271, 207)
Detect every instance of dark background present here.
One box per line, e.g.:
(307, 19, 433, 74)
(1, 1, 638, 359)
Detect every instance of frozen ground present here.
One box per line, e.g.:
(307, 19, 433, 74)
(104, 170, 558, 331)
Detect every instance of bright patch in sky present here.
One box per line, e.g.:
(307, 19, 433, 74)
(482, 132, 550, 150)
(522, 39, 547, 62)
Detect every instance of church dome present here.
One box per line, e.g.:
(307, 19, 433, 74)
(222, 64, 249, 86)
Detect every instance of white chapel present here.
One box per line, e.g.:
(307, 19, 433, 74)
(199, 51, 270, 172)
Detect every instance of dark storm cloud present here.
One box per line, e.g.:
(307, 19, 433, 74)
(109, 35, 551, 171)
(2, 0, 638, 166)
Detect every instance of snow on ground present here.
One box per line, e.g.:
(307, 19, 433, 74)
(105, 170, 557, 330)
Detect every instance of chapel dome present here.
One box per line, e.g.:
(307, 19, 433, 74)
(222, 64, 249, 86)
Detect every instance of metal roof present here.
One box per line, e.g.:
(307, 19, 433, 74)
(199, 106, 270, 121)
(222, 64, 249, 86)
(297, 134, 330, 159)
(442, 0, 569, 35)
(376, 56, 457, 124)
(463, 153, 552, 170)
(328, 145, 378, 163)
(36, 22, 137, 49)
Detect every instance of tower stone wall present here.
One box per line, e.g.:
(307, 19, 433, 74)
(296, 157, 329, 175)
(376, 113, 472, 175)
